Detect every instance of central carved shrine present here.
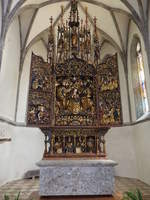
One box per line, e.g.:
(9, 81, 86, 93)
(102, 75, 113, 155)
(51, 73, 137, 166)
(27, 0, 122, 159)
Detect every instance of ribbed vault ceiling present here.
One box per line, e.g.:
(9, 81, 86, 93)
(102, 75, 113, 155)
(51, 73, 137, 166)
(1, 0, 149, 70)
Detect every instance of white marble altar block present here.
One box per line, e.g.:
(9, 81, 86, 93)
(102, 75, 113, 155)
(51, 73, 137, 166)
(37, 160, 117, 196)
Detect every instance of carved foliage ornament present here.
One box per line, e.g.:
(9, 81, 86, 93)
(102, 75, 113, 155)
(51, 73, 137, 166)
(27, 53, 52, 125)
(27, 53, 122, 127)
(98, 54, 122, 125)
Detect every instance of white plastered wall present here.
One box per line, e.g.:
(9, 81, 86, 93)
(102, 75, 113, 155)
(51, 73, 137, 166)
(127, 21, 150, 185)
(133, 121, 150, 185)
(106, 126, 138, 179)
(0, 38, 46, 186)
(107, 121, 150, 185)
(0, 17, 20, 120)
(0, 121, 44, 186)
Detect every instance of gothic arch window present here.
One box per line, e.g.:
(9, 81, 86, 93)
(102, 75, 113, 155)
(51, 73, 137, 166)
(131, 37, 149, 119)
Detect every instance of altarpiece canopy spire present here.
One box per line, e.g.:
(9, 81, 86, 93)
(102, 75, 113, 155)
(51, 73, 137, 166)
(47, 0, 101, 65)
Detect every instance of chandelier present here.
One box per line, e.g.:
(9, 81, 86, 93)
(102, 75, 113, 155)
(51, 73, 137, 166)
(47, 0, 101, 66)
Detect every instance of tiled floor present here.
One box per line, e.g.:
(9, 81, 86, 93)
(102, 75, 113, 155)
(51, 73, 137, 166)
(115, 177, 150, 200)
(0, 177, 150, 200)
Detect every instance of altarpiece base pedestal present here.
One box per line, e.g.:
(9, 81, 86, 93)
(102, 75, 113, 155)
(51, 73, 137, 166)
(37, 159, 117, 197)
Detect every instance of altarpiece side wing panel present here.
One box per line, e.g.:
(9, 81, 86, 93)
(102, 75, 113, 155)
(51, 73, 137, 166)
(97, 54, 122, 126)
(27, 53, 52, 126)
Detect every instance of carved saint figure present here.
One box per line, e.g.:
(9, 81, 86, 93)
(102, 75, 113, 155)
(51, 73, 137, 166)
(87, 137, 94, 153)
(54, 137, 63, 154)
(65, 136, 74, 153)
(76, 137, 82, 154)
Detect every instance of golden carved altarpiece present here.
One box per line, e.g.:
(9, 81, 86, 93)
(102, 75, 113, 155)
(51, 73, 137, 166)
(27, 0, 122, 159)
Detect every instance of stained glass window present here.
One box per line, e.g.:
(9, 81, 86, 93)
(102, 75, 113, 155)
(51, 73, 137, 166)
(134, 41, 149, 119)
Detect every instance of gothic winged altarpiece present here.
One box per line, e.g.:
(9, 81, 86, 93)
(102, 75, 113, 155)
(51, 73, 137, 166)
(27, 0, 122, 159)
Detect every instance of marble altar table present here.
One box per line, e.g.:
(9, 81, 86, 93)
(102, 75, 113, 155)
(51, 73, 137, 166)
(37, 159, 117, 196)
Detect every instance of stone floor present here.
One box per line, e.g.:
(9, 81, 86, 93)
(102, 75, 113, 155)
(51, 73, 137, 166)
(0, 177, 150, 200)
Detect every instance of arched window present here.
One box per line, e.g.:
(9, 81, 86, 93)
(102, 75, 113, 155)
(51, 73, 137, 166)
(131, 37, 149, 119)
(136, 42, 149, 116)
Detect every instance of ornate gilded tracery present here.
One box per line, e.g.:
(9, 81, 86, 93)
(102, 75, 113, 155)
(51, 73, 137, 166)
(98, 54, 122, 125)
(43, 129, 107, 158)
(27, 53, 52, 126)
(27, 0, 122, 158)
(55, 58, 97, 126)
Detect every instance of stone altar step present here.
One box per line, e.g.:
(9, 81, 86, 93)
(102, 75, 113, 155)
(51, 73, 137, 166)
(29, 192, 121, 200)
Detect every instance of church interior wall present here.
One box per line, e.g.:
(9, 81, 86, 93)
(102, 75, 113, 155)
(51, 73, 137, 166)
(127, 20, 150, 185)
(133, 121, 150, 185)
(0, 121, 44, 187)
(79, 2, 122, 49)
(0, 0, 150, 189)
(26, 2, 69, 47)
(128, 20, 150, 121)
(0, 17, 20, 121)
(106, 126, 138, 179)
